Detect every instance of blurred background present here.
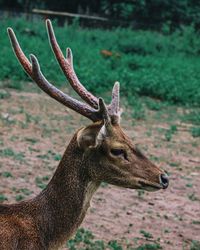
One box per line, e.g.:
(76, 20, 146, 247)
(0, 0, 200, 108)
(0, 1, 200, 249)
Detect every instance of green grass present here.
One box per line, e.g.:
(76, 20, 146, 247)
(15, 194, 25, 202)
(190, 127, 200, 137)
(0, 90, 11, 99)
(67, 228, 162, 250)
(0, 148, 25, 161)
(1, 171, 13, 178)
(188, 193, 199, 201)
(35, 176, 50, 190)
(190, 240, 200, 250)
(19, 188, 33, 196)
(181, 110, 200, 125)
(0, 17, 200, 109)
(140, 230, 153, 239)
(67, 228, 107, 250)
(135, 243, 162, 250)
(0, 194, 8, 202)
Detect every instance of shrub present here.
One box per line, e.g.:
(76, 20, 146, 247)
(1, 17, 200, 107)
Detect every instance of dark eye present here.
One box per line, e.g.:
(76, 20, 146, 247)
(110, 149, 125, 157)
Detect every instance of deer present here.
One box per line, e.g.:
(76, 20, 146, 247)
(0, 20, 169, 250)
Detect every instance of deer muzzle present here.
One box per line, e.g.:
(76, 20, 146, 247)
(159, 173, 169, 189)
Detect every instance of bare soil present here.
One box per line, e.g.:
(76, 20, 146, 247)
(0, 89, 199, 250)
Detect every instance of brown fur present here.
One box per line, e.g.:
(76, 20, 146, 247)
(0, 121, 167, 249)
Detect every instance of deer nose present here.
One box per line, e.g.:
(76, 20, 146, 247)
(159, 173, 169, 189)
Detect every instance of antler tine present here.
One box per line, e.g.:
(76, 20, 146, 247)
(7, 28, 32, 76)
(109, 82, 120, 113)
(108, 82, 120, 124)
(7, 27, 99, 122)
(46, 19, 99, 109)
(66, 48, 73, 69)
(30, 55, 99, 119)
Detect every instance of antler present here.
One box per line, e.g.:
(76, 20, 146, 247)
(108, 82, 120, 116)
(46, 20, 99, 109)
(7, 20, 121, 123)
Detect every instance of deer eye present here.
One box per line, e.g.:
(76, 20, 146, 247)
(110, 149, 125, 157)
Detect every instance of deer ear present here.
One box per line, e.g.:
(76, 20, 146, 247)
(77, 127, 99, 150)
(77, 124, 107, 150)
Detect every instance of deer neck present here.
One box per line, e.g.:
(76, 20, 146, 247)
(34, 134, 100, 249)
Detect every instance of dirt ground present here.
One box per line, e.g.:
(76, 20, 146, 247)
(0, 88, 199, 250)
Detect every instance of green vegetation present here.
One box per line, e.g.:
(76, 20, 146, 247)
(0, 194, 8, 202)
(188, 192, 199, 201)
(190, 240, 200, 250)
(35, 176, 49, 189)
(190, 127, 200, 137)
(164, 125, 177, 141)
(67, 228, 107, 250)
(19, 188, 33, 196)
(1, 171, 13, 178)
(0, 147, 25, 161)
(135, 243, 162, 250)
(1, 18, 200, 109)
(182, 110, 200, 125)
(67, 228, 162, 250)
(0, 89, 11, 99)
(15, 194, 25, 202)
(11, 187, 33, 202)
(140, 230, 153, 239)
(192, 220, 200, 225)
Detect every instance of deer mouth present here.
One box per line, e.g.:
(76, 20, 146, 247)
(138, 180, 163, 191)
(137, 173, 169, 191)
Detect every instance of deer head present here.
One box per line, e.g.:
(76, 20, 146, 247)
(76, 109, 168, 191)
(7, 20, 169, 191)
